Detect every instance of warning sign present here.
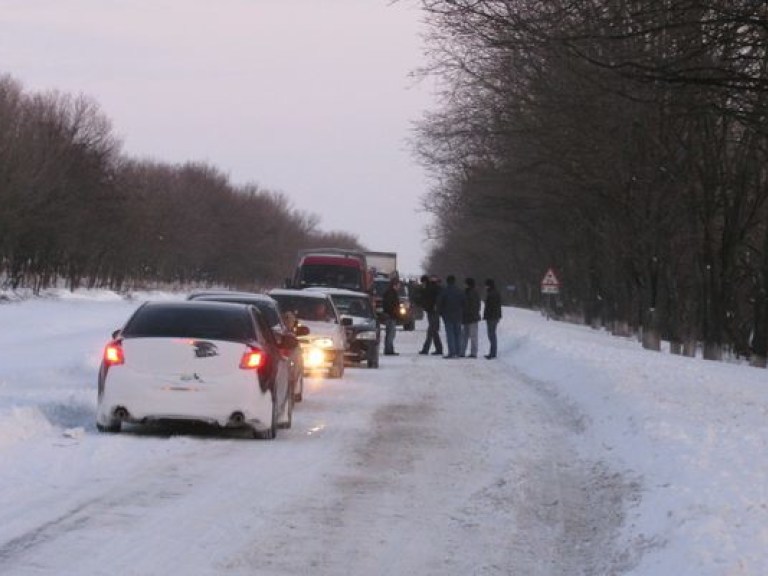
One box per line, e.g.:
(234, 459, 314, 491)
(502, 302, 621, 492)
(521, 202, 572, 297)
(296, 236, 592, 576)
(541, 268, 560, 294)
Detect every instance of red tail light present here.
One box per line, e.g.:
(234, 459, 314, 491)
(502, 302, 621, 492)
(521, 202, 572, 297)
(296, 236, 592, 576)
(240, 348, 266, 369)
(104, 341, 124, 366)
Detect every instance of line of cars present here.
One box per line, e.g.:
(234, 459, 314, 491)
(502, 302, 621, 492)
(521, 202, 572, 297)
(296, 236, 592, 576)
(96, 287, 383, 440)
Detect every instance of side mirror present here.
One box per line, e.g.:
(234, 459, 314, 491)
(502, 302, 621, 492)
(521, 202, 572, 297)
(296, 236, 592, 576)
(111, 329, 122, 339)
(341, 317, 353, 327)
(294, 325, 310, 337)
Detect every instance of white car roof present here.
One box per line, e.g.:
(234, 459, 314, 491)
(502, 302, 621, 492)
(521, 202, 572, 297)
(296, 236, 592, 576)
(188, 290, 277, 303)
(268, 288, 330, 300)
(303, 287, 370, 298)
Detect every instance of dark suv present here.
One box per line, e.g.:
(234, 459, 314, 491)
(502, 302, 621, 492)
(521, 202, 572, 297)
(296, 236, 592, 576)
(372, 276, 416, 331)
(306, 288, 380, 368)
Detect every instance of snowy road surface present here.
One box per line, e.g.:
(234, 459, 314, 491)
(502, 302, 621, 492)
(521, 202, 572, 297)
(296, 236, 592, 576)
(0, 293, 637, 576)
(5, 292, 767, 575)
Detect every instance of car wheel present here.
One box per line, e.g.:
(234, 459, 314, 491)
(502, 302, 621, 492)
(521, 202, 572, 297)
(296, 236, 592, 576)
(329, 354, 345, 378)
(294, 372, 304, 402)
(97, 420, 121, 433)
(278, 386, 294, 430)
(368, 347, 379, 369)
(256, 391, 278, 440)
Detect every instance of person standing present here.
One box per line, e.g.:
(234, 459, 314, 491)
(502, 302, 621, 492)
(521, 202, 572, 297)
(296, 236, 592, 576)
(418, 275, 443, 355)
(382, 277, 401, 356)
(437, 274, 465, 358)
(461, 277, 481, 358)
(483, 278, 502, 359)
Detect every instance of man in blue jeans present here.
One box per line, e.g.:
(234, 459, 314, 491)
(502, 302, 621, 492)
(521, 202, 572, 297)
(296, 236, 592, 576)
(436, 275, 465, 358)
(382, 277, 401, 355)
(483, 278, 502, 359)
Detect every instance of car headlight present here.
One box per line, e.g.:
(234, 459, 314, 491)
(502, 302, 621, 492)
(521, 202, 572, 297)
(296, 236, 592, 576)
(312, 337, 335, 348)
(304, 347, 326, 368)
(356, 331, 378, 341)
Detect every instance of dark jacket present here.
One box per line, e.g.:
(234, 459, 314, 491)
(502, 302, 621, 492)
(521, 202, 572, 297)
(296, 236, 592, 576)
(420, 280, 441, 314)
(483, 287, 502, 321)
(462, 286, 481, 324)
(437, 283, 465, 323)
(382, 283, 400, 318)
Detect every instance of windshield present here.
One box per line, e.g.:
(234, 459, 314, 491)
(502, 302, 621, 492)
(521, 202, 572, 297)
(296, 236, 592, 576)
(271, 295, 337, 323)
(373, 280, 407, 297)
(299, 264, 363, 291)
(190, 296, 281, 328)
(330, 295, 374, 319)
(123, 305, 255, 342)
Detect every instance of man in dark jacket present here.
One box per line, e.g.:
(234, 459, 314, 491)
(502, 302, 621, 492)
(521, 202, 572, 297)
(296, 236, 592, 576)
(483, 278, 502, 359)
(461, 277, 481, 357)
(418, 275, 443, 355)
(436, 274, 465, 358)
(382, 277, 401, 355)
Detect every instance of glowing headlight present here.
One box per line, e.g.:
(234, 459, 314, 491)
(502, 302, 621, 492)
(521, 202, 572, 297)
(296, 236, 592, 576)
(312, 337, 334, 348)
(305, 347, 326, 368)
(356, 331, 378, 341)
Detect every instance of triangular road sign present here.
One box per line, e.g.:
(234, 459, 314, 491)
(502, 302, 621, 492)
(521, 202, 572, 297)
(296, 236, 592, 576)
(541, 268, 560, 286)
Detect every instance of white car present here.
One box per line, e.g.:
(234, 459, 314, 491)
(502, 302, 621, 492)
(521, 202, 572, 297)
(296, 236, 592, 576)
(305, 287, 380, 368)
(268, 288, 349, 378)
(96, 300, 295, 439)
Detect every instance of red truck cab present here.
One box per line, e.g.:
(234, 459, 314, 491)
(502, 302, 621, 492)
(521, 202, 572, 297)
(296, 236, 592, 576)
(291, 249, 372, 293)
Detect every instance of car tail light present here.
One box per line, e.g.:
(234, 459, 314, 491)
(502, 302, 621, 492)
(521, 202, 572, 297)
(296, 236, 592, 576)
(104, 341, 124, 366)
(240, 347, 266, 369)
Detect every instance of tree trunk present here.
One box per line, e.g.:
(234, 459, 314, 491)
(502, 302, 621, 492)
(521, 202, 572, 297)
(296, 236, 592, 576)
(642, 308, 661, 351)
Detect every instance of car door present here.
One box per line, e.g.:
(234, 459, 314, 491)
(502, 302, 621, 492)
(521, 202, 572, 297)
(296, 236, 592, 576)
(251, 309, 291, 414)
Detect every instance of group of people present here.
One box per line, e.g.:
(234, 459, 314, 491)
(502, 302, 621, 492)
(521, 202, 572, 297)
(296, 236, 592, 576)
(381, 273, 502, 359)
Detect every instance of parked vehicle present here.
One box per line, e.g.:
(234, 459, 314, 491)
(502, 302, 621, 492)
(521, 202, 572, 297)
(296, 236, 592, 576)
(372, 275, 416, 331)
(187, 290, 308, 402)
(96, 300, 296, 439)
(306, 287, 380, 368)
(290, 248, 372, 292)
(268, 288, 350, 378)
(364, 251, 397, 279)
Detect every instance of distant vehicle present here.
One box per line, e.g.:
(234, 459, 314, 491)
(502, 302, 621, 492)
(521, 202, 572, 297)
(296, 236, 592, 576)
(96, 300, 296, 439)
(306, 287, 380, 368)
(268, 288, 350, 378)
(372, 275, 416, 331)
(364, 251, 397, 279)
(290, 248, 372, 292)
(187, 290, 308, 402)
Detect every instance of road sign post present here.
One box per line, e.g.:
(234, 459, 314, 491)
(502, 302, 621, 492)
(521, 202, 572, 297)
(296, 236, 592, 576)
(540, 268, 560, 320)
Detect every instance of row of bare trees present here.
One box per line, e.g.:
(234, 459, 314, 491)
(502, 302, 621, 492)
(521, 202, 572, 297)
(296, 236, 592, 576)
(0, 75, 361, 294)
(415, 1, 768, 363)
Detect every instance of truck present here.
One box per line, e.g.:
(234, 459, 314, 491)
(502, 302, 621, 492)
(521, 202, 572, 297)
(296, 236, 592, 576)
(364, 251, 398, 279)
(365, 251, 417, 331)
(290, 248, 372, 293)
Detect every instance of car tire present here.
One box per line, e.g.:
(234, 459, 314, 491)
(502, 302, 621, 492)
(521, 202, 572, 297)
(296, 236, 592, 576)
(278, 387, 294, 430)
(368, 347, 379, 369)
(329, 354, 345, 378)
(294, 373, 304, 402)
(256, 391, 278, 440)
(96, 419, 121, 433)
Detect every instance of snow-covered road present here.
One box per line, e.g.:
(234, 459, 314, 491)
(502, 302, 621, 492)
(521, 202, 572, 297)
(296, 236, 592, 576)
(0, 293, 637, 576)
(5, 291, 767, 575)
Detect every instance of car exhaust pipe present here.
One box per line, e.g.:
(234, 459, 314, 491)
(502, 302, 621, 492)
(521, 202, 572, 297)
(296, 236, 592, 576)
(229, 412, 245, 426)
(114, 407, 129, 421)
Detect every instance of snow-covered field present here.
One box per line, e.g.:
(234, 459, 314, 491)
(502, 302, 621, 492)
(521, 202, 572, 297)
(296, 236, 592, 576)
(1, 290, 767, 575)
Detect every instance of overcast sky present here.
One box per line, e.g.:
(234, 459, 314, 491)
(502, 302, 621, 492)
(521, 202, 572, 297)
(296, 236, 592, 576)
(0, 0, 436, 274)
